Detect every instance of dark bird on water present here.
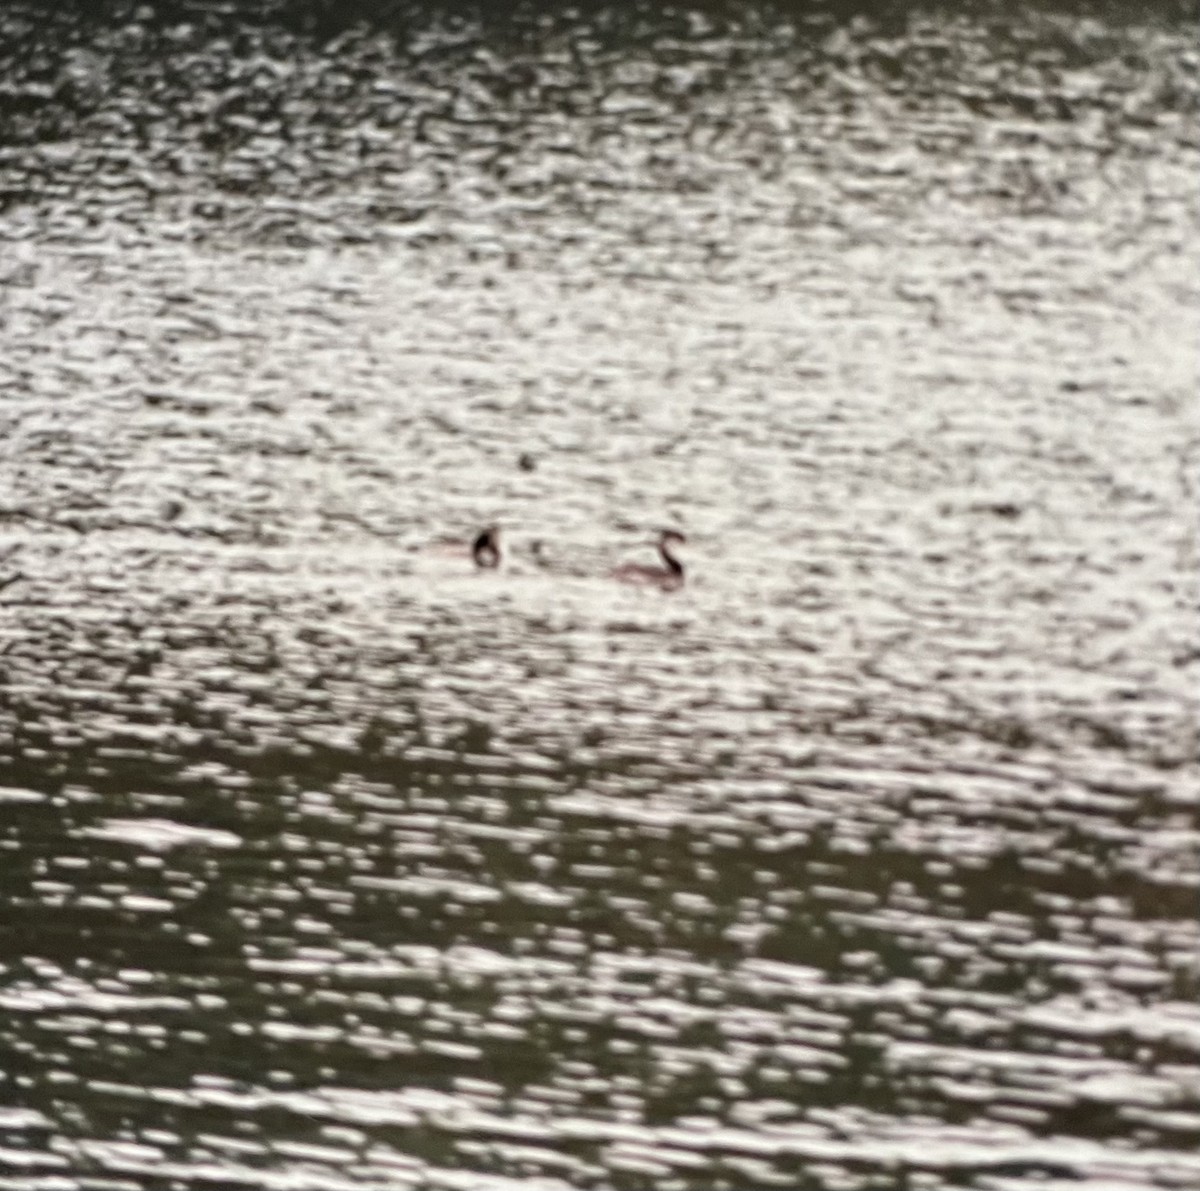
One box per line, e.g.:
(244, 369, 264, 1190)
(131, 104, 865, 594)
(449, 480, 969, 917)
(472, 526, 501, 569)
(612, 529, 687, 590)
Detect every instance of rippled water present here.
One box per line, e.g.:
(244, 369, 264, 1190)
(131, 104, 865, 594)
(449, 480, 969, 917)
(1, 0, 1198, 1187)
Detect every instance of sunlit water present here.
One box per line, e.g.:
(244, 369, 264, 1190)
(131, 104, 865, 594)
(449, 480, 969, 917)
(1, 1, 1197, 1187)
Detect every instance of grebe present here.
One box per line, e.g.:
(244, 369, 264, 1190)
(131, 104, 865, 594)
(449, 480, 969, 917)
(613, 529, 686, 589)
(472, 526, 501, 569)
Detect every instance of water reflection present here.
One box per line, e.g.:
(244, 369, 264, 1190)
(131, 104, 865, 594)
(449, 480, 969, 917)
(1, 0, 1197, 1187)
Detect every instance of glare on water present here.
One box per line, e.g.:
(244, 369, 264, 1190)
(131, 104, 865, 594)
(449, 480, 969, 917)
(0, 1, 1197, 1188)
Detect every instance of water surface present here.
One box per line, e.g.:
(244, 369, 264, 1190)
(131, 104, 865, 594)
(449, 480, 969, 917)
(0, 1, 1198, 1187)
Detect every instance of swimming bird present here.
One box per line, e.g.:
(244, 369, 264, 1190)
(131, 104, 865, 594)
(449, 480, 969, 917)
(472, 526, 501, 569)
(613, 529, 686, 589)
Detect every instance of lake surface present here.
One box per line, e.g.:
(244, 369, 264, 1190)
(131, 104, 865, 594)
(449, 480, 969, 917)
(0, 1, 1197, 1187)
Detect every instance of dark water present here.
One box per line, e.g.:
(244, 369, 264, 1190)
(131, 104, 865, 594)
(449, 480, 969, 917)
(1, 1, 1198, 1187)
